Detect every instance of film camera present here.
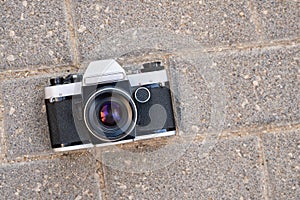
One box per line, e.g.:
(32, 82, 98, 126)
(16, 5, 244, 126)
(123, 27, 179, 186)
(45, 60, 176, 152)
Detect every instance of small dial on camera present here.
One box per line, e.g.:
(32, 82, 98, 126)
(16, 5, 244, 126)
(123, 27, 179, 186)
(134, 87, 151, 103)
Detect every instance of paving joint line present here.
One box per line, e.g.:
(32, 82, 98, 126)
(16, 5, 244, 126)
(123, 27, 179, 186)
(0, 65, 79, 81)
(257, 133, 271, 200)
(0, 122, 299, 165)
(0, 38, 298, 78)
(0, 97, 7, 160)
(212, 123, 300, 141)
(0, 149, 92, 166)
(248, 0, 264, 42)
(174, 37, 299, 56)
(96, 161, 108, 200)
(64, 0, 80, 67)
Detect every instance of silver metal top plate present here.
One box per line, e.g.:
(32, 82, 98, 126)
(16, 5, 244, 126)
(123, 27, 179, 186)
(128, 70, 169, 87)
(45, 82, 82, 100)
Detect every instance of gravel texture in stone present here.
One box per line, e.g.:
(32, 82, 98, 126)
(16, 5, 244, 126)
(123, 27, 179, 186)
(262, 130, 300, 200)
(0, 153, 101, 199)
(253, 0, 300, 40)
(169, 54, 221, 133)
(170, 46, 300, 130)
(0, 0, 72, 70)
(72, 0, 258, 60)
(1, 76, 53, 157)
(0, 96, 4, 156)
(102, 136, 263, 200)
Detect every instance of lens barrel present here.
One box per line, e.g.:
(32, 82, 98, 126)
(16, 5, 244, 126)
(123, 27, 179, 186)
(84, 87, 137, 142)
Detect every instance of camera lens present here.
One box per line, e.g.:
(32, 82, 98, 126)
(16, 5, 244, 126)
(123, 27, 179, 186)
(99, 101, 122, 127)
(84, 87, 137, 142)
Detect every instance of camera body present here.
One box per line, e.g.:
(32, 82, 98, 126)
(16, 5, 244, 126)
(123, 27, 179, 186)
(45, 59, 176, 152)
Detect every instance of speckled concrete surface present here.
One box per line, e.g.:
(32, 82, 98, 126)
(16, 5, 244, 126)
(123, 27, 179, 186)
(0, 0, 299, 199)
(0, 102, 3, 157)
(1, 76, 53, 158)
(103, 137, 263, 200)
(171, 46, 300, 129)
(169, 58, 212, 132)
(262, 130, 300, 200)
(0, 152, 101, 199)
(253, 0, 300, 40)
(0, 0, 72, 70)
(72, 0, 258, 60)
(214, 46, 300, 128)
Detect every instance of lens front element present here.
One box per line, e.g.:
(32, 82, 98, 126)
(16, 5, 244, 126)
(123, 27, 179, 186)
(99, 101, 122, 127)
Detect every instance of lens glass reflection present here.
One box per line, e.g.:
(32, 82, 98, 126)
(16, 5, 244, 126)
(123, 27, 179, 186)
(99, 102, 122, 127)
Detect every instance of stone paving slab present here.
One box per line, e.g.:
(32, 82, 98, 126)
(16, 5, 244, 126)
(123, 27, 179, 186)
(102, 136, 263, 200)
(0, 152, 101, 199)
(262, 130, 300, 200)
(170, 46, 300, 130)
(0, 0, 73, 70)
(253, 0, 300, 41)
(1, 76, 54, 157)
(72, 0, 258, 61)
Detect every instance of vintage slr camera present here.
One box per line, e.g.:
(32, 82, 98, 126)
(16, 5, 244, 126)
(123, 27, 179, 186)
(45, 59, 176, 152)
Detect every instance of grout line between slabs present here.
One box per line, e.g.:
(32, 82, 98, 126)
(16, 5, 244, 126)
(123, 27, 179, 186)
(248, 0, 264, 42)
(0, 65, 79, 81)
(0, 96, 7, 162)
(0, 122, 299, 165)
(256, 133, 271, 200)
(64, 0, 80, 67)
(97, 161, 108, 200)
(0, 38, 300, 80)
(181, 37, 300, 56)
(217, 123, 300, 140)
(0, 38, 298, 79)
